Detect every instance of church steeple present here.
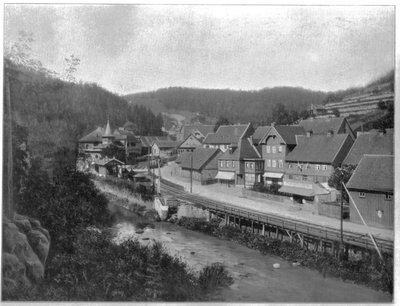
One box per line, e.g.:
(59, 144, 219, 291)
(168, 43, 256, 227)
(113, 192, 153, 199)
(104, 119, 112, 137)
(102, 118, 114, 145)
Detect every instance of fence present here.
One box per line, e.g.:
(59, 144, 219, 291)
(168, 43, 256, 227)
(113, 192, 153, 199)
(200, 178, 218, 185)
(318, 201, 349, 219)
(242, 188, 288, 203)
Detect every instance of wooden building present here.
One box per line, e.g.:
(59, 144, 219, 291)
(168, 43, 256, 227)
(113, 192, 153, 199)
(203, 123, 254, 152)
(346, 154, 394, 229)
(258, 124, 305, 186)
(216, 137, 263, 188)
(298, 117, 356, 140)
(177, 134, 203, 155)
(178, 148, 222, 182)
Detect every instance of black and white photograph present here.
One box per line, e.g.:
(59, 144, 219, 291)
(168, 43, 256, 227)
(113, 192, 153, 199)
(2, 3, 396, 303)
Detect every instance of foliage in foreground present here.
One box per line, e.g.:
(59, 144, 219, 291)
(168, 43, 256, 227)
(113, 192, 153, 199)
(3, 229, 232, 301)
(177, 217, 393, 294)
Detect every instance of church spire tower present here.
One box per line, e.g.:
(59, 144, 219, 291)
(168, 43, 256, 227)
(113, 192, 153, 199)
(102, 117, 114, 145)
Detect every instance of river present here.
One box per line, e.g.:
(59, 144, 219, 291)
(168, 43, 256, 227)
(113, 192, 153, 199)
(108, 203, 392, 303)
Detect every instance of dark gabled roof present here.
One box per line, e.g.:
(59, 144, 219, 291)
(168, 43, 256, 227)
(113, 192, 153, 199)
(79, 127, 105, 143)
(178, 134, 203, 149)
(347, 155, 393, 192)
(286, 134, 350, 164)
(153, 140, 180, 149)
(252, 126, 271, 144)
(183, 124, 215, 139)
(139, 136, 169, 147)
(273, 125, 306, 145)
(203, 124, 249, 145)
(179, 148, 221, 170)
(343, 131, 394, 165)
(97, 157, 125, 166)
(219, 137, 261, 161)
(113, 129, 140, 143)
(298, 117, 346, 134)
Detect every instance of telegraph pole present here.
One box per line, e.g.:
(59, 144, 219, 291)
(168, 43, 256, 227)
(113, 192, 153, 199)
(340, 182, 344, 258)
(190, 152, 193, 193)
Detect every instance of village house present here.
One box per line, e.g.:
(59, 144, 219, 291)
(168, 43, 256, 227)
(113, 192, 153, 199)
(151, 139, 180, 157)
(346, 154, 394, 229)
(342, 129, 394, 166)
(139, 136, 170, 155)
(78, 120, 142, 163)
(177, 134, 203, 155)
(215, 137, 263, 188)
(281, 131, 354, 204)
(298, 117, 356, 140)
(258, 124, 305, 186)
(177, 124, 215, 142)
(203, 123, 254, 152)
(95, 157, 125, 177)
(176, 148, 222, 182)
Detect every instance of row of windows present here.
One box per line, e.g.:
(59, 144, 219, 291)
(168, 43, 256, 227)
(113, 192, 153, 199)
(288, 174, 329, 183)
(288, 163, 328, 171)
(266, 145, 283, 154)
(359, 192, 392, 200)
(266, 159, 284, 168)
(219, 160, 236, 168)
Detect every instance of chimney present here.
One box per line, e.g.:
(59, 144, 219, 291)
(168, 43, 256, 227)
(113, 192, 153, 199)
(306, 130, 313, 138)
(271, 122, 275, 127)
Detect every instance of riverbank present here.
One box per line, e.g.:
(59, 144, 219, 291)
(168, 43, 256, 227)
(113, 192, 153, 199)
(174, 217, 393, 295)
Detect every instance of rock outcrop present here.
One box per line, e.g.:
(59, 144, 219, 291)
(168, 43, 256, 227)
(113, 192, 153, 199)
(2, 214, 50, 294)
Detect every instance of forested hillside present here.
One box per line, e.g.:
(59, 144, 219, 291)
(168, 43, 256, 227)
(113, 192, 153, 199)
(125, 87, 327, 124)
(5, 59, 163, 174)
(125, 70, 394, 125)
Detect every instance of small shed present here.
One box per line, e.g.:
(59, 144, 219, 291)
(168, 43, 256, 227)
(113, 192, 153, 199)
(95, 158, 125, 177)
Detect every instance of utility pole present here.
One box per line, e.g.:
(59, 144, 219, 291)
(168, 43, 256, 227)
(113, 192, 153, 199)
(157, 158, 161, 194)
(340, 182, 344, 258)
(190, 152, 193, 193)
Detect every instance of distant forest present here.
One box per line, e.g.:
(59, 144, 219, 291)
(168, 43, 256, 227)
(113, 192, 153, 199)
(5, 59, 163, 175)
(125, 69, 394, 125)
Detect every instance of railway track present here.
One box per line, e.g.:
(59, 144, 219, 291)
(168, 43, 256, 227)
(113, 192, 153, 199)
(160, 180, 394, 254)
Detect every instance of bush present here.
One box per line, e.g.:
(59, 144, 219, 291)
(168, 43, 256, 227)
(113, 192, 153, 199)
(5, 229, 233, 301)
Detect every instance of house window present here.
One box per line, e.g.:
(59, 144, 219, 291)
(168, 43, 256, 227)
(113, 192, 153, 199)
(278, 146, 283, 153)
(377, 210, 384, 218)
(266, 159, 271, 167)
(272, 146, 276, 154)
(288, 163, 292, 169)
(315, 164, 320, 170)
(359, 192, 365, 198)
(232, 161, 235, 168)
(385, 193, 392, 200)
(278, 160, 283, 168)
(272, 160, 277, 168)
(302, 175, 308, 181)
(266, 145, 271, 153)
(227, 161, 231, 168)
(322, 165, 327, 171)
(219, 161, 223, 168)
(250, 163, 254, 169)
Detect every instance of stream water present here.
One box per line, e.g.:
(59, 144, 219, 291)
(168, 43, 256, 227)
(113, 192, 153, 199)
(108, 203, 392, 303)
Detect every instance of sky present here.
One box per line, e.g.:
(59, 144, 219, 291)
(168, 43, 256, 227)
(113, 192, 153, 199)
(4, 5, 395, 95)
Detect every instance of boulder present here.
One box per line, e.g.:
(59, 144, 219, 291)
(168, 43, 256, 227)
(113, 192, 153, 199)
(14, 218, 32, 234)
(2, 215, 50, 286)
(27, 229, 50, 265)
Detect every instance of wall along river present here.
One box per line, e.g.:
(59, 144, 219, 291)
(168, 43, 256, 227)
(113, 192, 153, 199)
(108, 203, 391, 303)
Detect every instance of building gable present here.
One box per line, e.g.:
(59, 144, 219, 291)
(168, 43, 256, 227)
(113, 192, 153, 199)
(179, 134, 203, 149)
